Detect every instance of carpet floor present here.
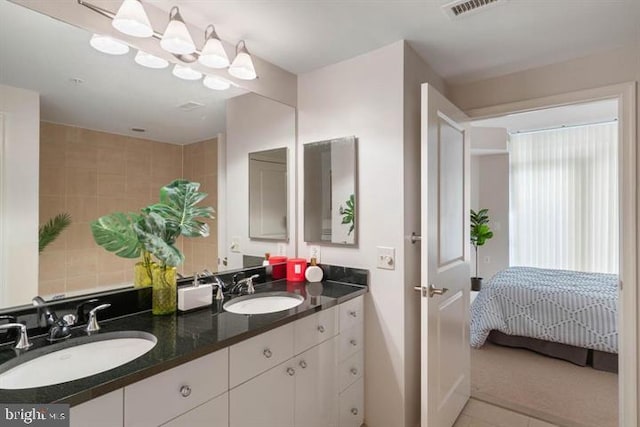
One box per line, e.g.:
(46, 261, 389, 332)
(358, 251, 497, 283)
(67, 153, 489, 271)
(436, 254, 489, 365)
(471, 342, 618, 427)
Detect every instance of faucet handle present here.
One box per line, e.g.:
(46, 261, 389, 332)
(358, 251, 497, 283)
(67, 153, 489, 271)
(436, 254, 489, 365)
(85, 304, 111, 333)
(0, 323, 32, 350)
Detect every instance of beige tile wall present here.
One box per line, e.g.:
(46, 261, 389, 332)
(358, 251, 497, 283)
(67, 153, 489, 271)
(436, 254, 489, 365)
(39, 122, 218, 297)
(182, 138, 218, 276)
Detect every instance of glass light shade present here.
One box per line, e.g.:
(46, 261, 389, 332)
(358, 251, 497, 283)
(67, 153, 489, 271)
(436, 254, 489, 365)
(89, 34, 130, 55)
(160, 8, 196, 55)
(228, 42, 257, 80)
(134, 50, 169, 69)
(112, 0, 153, 38)
(198, 37, 229, 69)
(172, 64, 202, 80)
(203, 75, 231, 91)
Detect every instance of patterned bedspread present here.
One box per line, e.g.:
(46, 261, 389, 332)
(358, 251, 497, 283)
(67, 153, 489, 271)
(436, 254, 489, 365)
(470, 267, 618, 353)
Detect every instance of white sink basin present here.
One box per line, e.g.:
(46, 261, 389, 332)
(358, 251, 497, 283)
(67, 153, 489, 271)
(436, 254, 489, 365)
(0, 331, 156, 389)
(224, 292, 304, 315)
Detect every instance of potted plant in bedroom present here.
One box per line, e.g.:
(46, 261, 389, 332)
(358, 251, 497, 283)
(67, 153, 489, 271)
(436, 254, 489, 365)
(470, 208, 494, 291)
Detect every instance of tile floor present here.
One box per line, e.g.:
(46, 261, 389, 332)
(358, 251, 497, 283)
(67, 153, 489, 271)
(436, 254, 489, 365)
(454, 398, 557, 427)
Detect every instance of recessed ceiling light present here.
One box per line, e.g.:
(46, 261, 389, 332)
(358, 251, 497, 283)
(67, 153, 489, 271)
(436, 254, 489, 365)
(134, 50, 169, 69)
(172, 64, 202, 81)
(89, 34, 130, 55)
(203, 75, 231, 91)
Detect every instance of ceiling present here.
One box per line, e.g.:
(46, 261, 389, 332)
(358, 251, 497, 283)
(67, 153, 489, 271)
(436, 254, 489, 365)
(0, 0, 245, 145)
(147, 0, 640, 84)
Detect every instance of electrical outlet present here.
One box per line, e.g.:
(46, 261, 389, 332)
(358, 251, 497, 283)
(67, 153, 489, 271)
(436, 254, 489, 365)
(484, 256, 491, 264)
(376, 246, 395, 270)
(309, 246, 321, 263)
(277, 243, 287, 256)
(230, 237, 241, 253)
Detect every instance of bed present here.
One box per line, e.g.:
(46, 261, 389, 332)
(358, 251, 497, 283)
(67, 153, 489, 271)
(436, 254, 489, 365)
(470, 266, 618, 372)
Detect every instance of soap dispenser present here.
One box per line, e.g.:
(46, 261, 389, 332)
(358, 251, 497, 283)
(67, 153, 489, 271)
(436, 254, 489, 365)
(305, 258, 324, 283)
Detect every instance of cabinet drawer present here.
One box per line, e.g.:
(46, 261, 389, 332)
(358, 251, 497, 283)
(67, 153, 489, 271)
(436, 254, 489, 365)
(124, 349, 228, 427)
(338, 378, 364, 427)
(230, 323, 294, 388)
(339, 322, 363, 361)
(71, 389, 123, 427)
(338, 350, 363, 392)
(161, 392, 228, 427)
(339, 296, 363, 332)
(294, 306, 338, 355)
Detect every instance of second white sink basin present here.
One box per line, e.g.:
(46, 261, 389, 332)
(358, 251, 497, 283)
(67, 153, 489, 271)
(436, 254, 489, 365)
(224, 292, 304, 315)
(0, 331, 156, 390)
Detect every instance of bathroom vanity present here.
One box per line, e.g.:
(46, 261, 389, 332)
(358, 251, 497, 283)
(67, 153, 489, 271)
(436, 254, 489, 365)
(0, 275, 366, 427)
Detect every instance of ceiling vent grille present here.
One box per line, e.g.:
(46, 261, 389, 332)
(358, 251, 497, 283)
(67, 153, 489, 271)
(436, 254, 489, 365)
(178, 101, 204, 112)
(442, 0, 507, 19)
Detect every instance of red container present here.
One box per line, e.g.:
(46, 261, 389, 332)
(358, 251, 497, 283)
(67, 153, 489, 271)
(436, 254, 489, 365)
(269, 256, 288, 279)
(287, 258, 307, 282)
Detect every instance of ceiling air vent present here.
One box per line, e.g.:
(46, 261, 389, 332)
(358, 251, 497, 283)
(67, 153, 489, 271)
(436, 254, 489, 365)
(178, 101, 205, 112)
(442, 0, 507, 19)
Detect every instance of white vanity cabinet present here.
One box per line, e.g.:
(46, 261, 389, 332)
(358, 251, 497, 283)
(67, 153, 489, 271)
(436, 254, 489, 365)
(70, 389, 124, 427)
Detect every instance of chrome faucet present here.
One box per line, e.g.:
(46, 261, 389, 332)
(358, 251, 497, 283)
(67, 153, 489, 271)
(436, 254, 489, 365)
(33, 296, 76, 341)
(0, 323, 32, 350)
(211, 276, 226, 301)
(85, 304, 111, 333)
(230, 274, 260, 295)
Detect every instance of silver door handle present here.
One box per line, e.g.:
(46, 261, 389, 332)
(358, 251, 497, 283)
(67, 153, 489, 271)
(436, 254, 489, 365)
(413, 285, 449, 298)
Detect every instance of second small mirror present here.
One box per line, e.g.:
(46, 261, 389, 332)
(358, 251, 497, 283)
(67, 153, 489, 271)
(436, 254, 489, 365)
(248, 148, 288, 240)
(304, 136, 357, 245)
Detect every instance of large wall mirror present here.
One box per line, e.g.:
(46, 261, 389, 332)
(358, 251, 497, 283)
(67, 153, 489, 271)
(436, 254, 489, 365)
(249, 148, 288, 240)
(0, 1, 296, 308)
(304, 136, 357, 245)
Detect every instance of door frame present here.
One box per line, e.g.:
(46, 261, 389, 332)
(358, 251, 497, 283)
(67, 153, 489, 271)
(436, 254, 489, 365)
(464, 82, 637, 427)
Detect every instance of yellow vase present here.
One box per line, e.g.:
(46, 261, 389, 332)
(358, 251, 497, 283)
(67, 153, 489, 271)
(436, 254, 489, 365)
(152, 265, 177, 315)
(134, 252, 154, 288)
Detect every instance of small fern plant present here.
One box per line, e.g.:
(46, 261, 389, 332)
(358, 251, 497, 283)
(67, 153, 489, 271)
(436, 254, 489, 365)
(39, 213, 71, 253)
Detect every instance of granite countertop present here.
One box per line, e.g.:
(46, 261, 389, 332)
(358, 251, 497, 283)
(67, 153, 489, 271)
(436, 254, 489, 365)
(0, 279, 367, 406)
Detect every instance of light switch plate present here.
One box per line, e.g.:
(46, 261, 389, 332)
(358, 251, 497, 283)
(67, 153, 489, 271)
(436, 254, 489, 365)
(309, 246, 321, 263)
(230, 237, 241, 253)
(377, 246, 395, 270)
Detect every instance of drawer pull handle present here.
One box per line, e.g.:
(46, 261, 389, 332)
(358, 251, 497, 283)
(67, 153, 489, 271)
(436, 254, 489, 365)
(263, 348, 272, 358)
(348, 310, 357, 318)
(287, 367, 296, 376)
(350, 368, 358, 375)
(180, 385, 192, 398)
(299, 360, 307, 369)
(317, 325, 325, 333)
(351, 408, 359, 416)
(350, 339, 357, 346)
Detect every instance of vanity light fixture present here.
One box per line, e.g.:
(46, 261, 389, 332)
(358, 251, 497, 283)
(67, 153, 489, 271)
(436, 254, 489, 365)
(134, 50, 169, 69)
(198, 25, 229, 69)
(160, 6, 196, 55)
(112, 0, 153, 38)
(89, 34, 130, 55)
(203, 75, 231, 91)
(172, 64, 202, 81)
(228, 40, 257, 80)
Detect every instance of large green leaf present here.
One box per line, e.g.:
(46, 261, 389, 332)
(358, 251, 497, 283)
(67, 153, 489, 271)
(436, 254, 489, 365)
(133, 212, 184, 267)
(470, 208, 493, 247)
(39, 213, 71, 253)
(90, 212, 142, 259)
(147, 180, 215, 240)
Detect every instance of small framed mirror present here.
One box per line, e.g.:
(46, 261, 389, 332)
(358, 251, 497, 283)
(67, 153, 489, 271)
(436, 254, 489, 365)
(304, 136, 357, 245)
(248, 147, 288, 240)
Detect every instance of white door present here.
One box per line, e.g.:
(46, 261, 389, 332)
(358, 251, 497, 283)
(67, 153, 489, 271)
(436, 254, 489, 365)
(419, 84, 471, 426)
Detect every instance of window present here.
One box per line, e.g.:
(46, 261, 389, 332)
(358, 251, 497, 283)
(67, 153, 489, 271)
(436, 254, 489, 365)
(509, 122, 618, 274)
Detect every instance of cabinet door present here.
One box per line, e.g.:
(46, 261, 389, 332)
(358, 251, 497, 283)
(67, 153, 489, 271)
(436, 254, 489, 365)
(295, 337, 338, 427)
(161, 393, 228, 427)
(70, 389, 123, 427)
(338, 379, 364, 427)
(230, 361, 296, 427)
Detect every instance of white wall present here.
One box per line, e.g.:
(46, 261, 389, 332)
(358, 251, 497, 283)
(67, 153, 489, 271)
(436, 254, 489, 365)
(0, 84, 39, 306)
(225, 93, 296, 269)
(298, 40, 446, 427)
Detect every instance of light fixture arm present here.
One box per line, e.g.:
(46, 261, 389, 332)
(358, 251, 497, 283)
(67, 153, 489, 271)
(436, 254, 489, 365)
(205, 24, 220, 41)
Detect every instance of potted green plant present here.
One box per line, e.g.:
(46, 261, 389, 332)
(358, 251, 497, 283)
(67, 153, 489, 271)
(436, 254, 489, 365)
(339, 194, 355, 236)
(91, 180, 214, 315)
(39, 213, 71, 252)
(470, 208, 494, 291)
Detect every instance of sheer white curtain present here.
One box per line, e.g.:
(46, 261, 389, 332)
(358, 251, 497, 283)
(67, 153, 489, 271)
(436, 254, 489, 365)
(509, 122, 618, 274)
